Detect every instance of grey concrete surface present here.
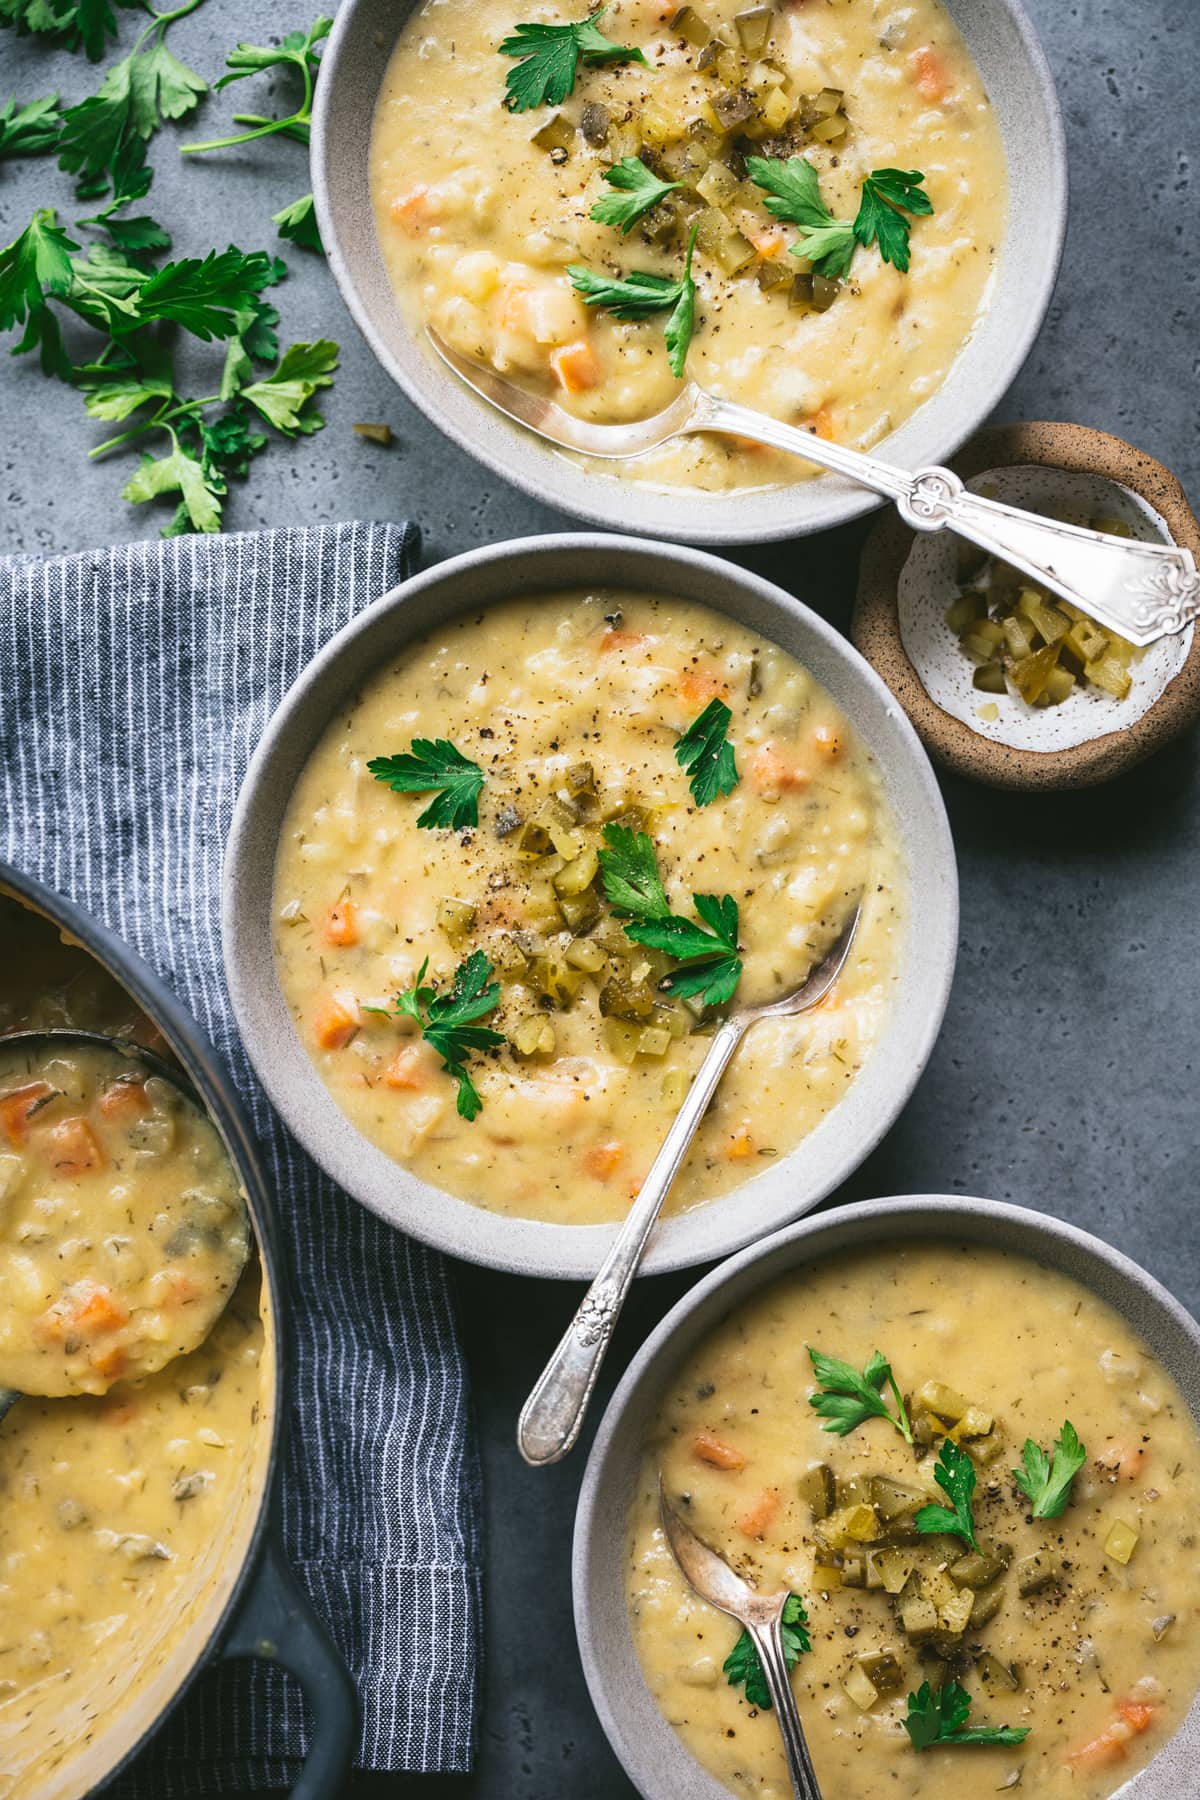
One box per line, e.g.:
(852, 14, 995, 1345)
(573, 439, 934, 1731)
(1, 1, 1198, 1795)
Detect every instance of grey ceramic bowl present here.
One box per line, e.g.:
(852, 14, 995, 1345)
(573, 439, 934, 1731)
(222, 535, 957, 1279)
(311, 0, 1067, 545)
(574, 1194, 1200, 1798)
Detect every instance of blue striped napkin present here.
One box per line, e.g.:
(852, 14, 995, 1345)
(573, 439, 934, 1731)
(0, 522, 482, 1791)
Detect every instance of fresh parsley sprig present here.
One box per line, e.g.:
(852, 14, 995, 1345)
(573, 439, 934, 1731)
(1013, 1421, 1086, 1520)
(498, 6, 647, 113)
(0, 93, 65, 160)
(745, 155, 933, 280)
(904, 1680, 1030, 1751)
(568, 220, 698, 377)
(589, 155, 681, 235)
(370, 952, 503, 1122)
(806, 1346, 914, 1445)
(181, 16, 331, 251)
(368, 739, 486, 831)
(1, 0, 145, 63)
(598, 823, 742, 1007)
(914, 1438, 978, 1550)
(675, 697, 738, 807)
(723, 1595, 810, 1711)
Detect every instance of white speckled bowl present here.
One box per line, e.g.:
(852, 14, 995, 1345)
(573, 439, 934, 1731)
(311, 0, 1067, 544)
(222, 536, 957, 1279)
(575, 1194, 1200, 1798)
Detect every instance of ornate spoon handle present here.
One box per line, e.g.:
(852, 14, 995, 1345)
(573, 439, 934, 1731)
(516, 1015, 746, 1466)
(702, 396, 1200, 648)
(748, 1613, 823, 1800)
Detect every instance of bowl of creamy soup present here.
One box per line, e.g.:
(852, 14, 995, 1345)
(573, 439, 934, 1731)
(313, 0, 1066, 541)
(574, 1194, 1200, 1800)
(0, 867, 353, 1798)
(224, 534, 956, 1278)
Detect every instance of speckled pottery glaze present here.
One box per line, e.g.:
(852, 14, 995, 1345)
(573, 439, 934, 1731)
(853, 423, 1200, 788)
(574, 1193, 1200, 1800)
(311, 0, 1067, 545)
(221, 536, 957, 1280)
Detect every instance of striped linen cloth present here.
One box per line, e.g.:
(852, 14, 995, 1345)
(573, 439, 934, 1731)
(0, 522, 482, 1791)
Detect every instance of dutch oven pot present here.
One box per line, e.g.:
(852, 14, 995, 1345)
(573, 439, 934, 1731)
(0, 859, 356, 1799)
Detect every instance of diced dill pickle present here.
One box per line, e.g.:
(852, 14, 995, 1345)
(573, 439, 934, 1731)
(602, 1018, 642, 1065)
(809, 109, 847, 143)
(733, 3, 772, 53)
(1025, 597, 1071, 645)
(564, 936, 606, 972)
(1015, 1552, 1056, 1594)
(564, 761, 595, 796)
(608, 806, 647, 836)
(917, 1381, 968, 1425)
(750, 84, 791, 135)
(512, 1015, 557, 1058)
(535, 796, 584, 857)
(532, 112, 575, 157)
(875, 1548, 916, 1595)
(559, 889, 601, 931)
(870, 1476, 925, 1521)
(599, 975, 656, 1021)
(840, 1552, 866, 1588)
(1085, 654, 1132, 700)
(669, 3, 711, 46)
(799, 1462, 835, 1520)
(945, 591, 987, 634)
(1104, 1519, 1140, 1565)
(696, 160, 739, 207)
(911, 1408, 937, 1449)
(437, 898, 476, 947)
(865, 1551, 888, 1590)
(950, 1545, 1009, 1589)
(515, 819, 553, 858)
(811, 273, 840, 311)
(661, 1067, 689, 1107)
(1066, 617, 1110, 664)
(715, 43, 746, 84)
(843, 1662, 879, 1711)
(642, 102, 689, 149)
(710, 87, 756, 130)
(858, 1651, 904, 1692)
(961, 631, 1000, 663)
(969, 1581, 1005, 1630)
(1002, 614, 1036, 660)
(696, 36, 722, 69)
(553, 845, 599, 895)
(580, 103, 610, 147)
(1042, 665, 1076, 705)
(957, 1406, 994, 1439)
(837, 1473, 873, 1509)
(533, 949, 585, 1006)
(972, 662, 1006, 695)
(789, 271, 815, 309)
(525, 882, 563, 928)
(965, 1432, 1007, 1468)
(817, 1503, 878, 1549)
(900, 1595, 939, 1644)
(1012, 643, 1061, 705)
(938, 1588, 975, 1637)
(812, 84, 843, 115)
(493, 932, 530, 975)
(874, 1520, 922, 1546)
(756, 259, 792, 292)
(976, 1652, 1021, 1693)
(637, 1025, 671, 1058)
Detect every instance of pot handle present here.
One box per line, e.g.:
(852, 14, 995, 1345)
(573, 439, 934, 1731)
(222, 1532, 358, 1798)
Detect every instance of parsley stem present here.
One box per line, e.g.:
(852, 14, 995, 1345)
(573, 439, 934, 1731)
(134, 0, 206, 53)
(182, 48, 315, 156)
(888, 1373, 914, 1446)
(88, 394, 220, 458)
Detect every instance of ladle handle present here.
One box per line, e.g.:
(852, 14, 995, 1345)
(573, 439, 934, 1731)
(747, 1613, 823, 1800)
(516, 1014, 746, 1466)
(703, 395, 1200, 648)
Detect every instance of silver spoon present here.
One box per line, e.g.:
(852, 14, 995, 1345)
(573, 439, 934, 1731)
(0, 1029, 225, 1425)
(517, 907, 859, 1466)
(659, 1481, 822, 1800)
(428, 329, 1200, 649)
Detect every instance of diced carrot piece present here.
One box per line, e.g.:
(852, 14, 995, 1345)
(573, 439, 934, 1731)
(499, 283, 533, 333)
(584, 1141, 625, 1180)
(1067, 1722, 1134, 1770)
(74, 1284, 130, 1334)
(1098, 1441, 1148, 1479)
(750, 746, 810, 794)
(550, 338, 601, 394)
(737, 1488, 779, 1538)
(98, 1077, 150, 1122)
(813, 723, 843, 759)
(313, 989, 360, 1050)
(728, 435, 769, 456)
(0, 1081, 54, 1145)
(724, 1127, 756, 1161)
(909, 44, 950, 101)
(91, 1345, 129, 1380)
(1116, 1700, 1157, 1734)
(600, 628, 648, 653)
(693, 1429, 745, 1471)
(322, 899, 359, 948)
(749, 227, 786, 259)
(804, 404, 835, 442)
(678, 665, 729, 707)
(390, 186, 436, 232)
(44, 1117, 104, 1177)
(156, 1269, 201, 1307)
(384, 1043, 428, 1090)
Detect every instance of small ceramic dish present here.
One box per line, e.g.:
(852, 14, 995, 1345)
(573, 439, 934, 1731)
(311, 0, 1067, 545)
(853, 422, 1200, 788)
(222, 535, 957, 1280)
(574, 1192, 1200, 1799)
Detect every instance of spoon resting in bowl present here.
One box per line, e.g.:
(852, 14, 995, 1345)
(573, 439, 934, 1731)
(428, 328, 1200, 650)
(658, 1481, 824, 1800)
(517, 907, 859, 1467)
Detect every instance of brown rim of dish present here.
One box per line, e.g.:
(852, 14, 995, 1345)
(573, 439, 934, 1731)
(851, 421, 1200, 791)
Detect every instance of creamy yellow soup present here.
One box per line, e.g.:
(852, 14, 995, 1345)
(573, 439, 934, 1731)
(272, 591, 903, 1224)
(0, 1040, 250, 1397)
(369, 0, 1007, 492)
(0, 896, 271, 1799)
(628, 1242, 1200, 1799)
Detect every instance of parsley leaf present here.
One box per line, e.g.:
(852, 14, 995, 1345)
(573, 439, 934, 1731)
(0, 93, 64, 159)
(374, 952, 504, 1121)
(367, 738, 486, 831)
(590, 156, 681, 234)
(498, 7, 647, 113)
(596, 823, 670, 920)
(0, 208, 76, 329)
(744, 153, 855, 278)
(273, 190, 322, 252)
(914, 1438, 978, 1550)
(569, 221, 698, 377)
(122, 440, 222, 533)
(806, 1346, 914, 1445)
(724, 1595, 811, 1711)
(1013, 1420, 1086, 1520)
(904, 1680, 1031, 1751)
(57, 19, 207, 205)
(853, 167, 932, 274)
(0, 0, 136, 63)
(675, 696, 738, 806)
(240, 337, 337, 432)
(133, 247, 283, 339)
